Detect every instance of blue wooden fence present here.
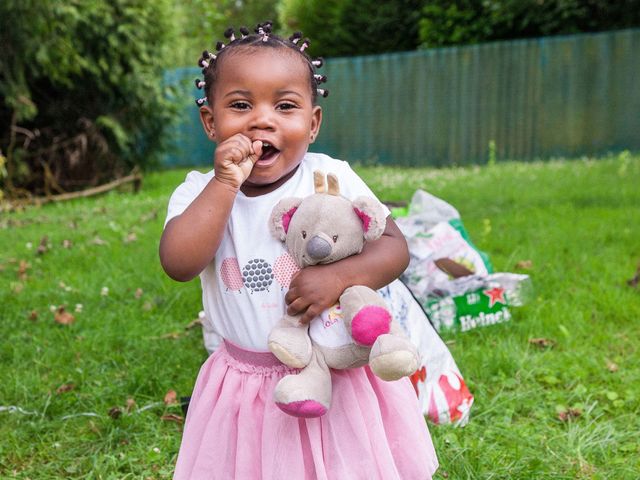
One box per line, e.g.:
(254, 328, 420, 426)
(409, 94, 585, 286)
(163, 28, 640, 167)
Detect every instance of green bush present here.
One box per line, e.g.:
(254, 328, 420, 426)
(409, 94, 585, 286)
(278, 0, 423, 57)
(419, 0, 640, 48)
(0, 0, 181, 198)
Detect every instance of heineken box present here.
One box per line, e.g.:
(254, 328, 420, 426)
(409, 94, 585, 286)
(423, 273, 532, 333)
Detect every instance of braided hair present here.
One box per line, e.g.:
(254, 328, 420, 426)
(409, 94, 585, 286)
(195, 22, 328, 107)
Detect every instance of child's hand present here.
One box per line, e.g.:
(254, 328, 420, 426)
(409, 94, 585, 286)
(285, 265, 345, 324)
(213, 134, 263, 190)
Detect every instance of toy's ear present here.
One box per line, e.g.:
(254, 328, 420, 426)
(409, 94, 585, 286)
(269, 197, 304, 241)
(352, 197, 387, 242)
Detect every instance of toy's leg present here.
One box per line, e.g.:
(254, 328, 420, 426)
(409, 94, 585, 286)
(340, 286, 392, 346)
(268, 314, 312, 368)
(274, 347, 331, 418)
(369, 322, 419, 381)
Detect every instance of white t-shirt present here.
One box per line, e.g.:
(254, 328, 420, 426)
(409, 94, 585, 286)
(164, 152, 390, 351)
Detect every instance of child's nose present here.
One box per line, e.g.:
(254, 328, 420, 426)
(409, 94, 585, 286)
(248, 105, 276, 131)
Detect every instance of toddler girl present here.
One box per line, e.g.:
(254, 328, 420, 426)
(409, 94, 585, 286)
(160, 22, 438, 479)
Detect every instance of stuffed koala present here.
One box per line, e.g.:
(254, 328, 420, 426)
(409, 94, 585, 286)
(267, 171, 419, 418)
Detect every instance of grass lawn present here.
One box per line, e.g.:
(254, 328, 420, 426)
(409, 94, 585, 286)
(1, 152, 639, 479)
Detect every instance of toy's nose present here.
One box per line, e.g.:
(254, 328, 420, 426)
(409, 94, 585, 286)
(306, 235, 332, 260)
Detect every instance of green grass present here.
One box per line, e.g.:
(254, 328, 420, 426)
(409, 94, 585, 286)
(1, 152, 639, 479)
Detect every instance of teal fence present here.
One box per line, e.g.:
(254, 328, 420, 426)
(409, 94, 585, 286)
(164, 28, 640, 167)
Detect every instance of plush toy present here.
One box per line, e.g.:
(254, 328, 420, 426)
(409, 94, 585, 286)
(268, 171, 419, 418)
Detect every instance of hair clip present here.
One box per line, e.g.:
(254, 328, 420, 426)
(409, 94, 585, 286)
(202, 50, 216, 60)
(216, 41, 225, 51)
(240, 26, 249, 39)
(314, 74, 327, 84)
(317, 88, 329, 98)
(194, 79, 205, 89)
(198, 58, 210, 69)
(312, 57, 324, 68)
(195, 97, 207, 106)
(289, 32, 303, 44)
(224, 28, 235, 42)
(299, 38, 310, 52)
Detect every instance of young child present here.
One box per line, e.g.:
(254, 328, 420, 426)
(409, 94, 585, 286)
(160, 22, 438, 479)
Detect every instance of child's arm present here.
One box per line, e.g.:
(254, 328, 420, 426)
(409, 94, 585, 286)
(159, 134, 262, 281)
(285, 215, 409, 324)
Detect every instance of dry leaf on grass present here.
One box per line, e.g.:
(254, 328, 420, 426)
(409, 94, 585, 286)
(557, 407, 582, 422)
(161, 414, 184, 424)
(529, 337, 556, 349)
(606, 359, 619, 372)
(91, 236, 108, 246)
(126, 398, 137, 413)
(164, 390, 178, 405)
(28, 310, 38, 321)
(108, 406, 122, 419)
(62, 239, 73, 249)
(56, 383, 76, 394)
(37, 235, 50, 255)
(124, 232, 138, 244)
(17, 260, 30, 280)
(54, 306, 76, 325)
(515, 260, 533, 270)
(134, 288, 144, 299)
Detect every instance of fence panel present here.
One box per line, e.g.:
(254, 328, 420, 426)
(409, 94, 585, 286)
(164, 29, 640, 167)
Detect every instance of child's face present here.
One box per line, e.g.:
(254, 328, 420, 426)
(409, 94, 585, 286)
(202, 48, 322, 193)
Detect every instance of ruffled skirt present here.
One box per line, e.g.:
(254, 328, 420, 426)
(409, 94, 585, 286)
(174, 341, 438, 479)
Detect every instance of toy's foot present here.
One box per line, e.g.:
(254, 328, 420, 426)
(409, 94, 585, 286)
(268, 322, 312, 368)
(274, 349, 331, 418)
(276, 399, 328, 418)
(351, 306, 391, 346)
(369, 334, 419, 381)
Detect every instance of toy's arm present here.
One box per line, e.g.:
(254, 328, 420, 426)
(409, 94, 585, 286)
(285, 215, 409, 324)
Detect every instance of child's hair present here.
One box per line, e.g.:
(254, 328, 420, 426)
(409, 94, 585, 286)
(194, 21, 328, 107)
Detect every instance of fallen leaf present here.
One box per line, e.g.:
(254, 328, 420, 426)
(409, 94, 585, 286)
(37, 235, 50, 255)
(56, 383, 76, 394)
(17, 260, 30, 280)
(185, 318, 203, 330)
(515, 260, 533, 270)
(62, 239, 73, 249)
(108, 406, 122, 419)
(126, 398, 136, 413)
(91, 236, 108, 246)
(160, 414, 184, 424)
(529, 337, 556, 349)
(164, 390, 178, 405)
(54, 306, 76, 325)
(28, 310, 38, 321)
(142, 301, 154, 311)
(606, 359, 619, 372)
(124, 232, 138, 244)
(557, 407, 582, 422)
(135, 288, 144, 299)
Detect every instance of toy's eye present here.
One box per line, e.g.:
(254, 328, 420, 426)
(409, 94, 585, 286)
(332, 235, 338, 243)
(302, 231, 307, 239)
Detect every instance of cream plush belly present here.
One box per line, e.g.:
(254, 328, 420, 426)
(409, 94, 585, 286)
(308, 303, 354, 348)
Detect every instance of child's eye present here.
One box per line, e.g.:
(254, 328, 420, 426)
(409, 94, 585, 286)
(277, 102, 297, 111)
(230, 101, 250, 110)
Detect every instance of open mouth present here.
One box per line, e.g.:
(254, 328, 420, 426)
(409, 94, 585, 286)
(258, 142, 280, 163)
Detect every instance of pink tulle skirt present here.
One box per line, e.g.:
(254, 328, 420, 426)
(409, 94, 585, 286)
(174, 341, 438, 479)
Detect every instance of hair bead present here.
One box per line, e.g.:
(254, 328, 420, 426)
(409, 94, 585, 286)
(216, 41, 225, 51)
(240, 26, 249, 38)
(224, 28, 235, 42)
(289, 32, 303, 44)
(312, 57, 324, 68)
(195, 97, 207, 106)
(195, 78, 205, 89)
(314, 74, 327, 84)
(317, 88, 329, 98)
(299, 38, 310, 52)
(198, 58, 209, 69)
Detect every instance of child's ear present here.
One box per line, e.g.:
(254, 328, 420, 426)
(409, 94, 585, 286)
(309, 105, 322, 143)
(199, 105, 216, 140)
